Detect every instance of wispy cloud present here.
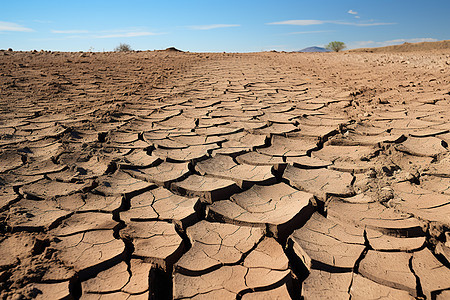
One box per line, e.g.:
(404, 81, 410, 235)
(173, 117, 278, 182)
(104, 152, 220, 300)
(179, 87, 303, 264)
(51, 30, 89, 34)
(352, 38, 438, 48)
(267, 19, 395, 27)
(0, 21, 33, 32)
(333, 21, 395, 26)
(285, 30, 335, 35)
(268, 20, 325, 26)
(188, 24, 240, 30)
(261, 45, 292, 52)
(348, 9, 360, 19)
(94, 31, 161, 38)
(48, 28, 162, 39)
(34, 20, 53, 24)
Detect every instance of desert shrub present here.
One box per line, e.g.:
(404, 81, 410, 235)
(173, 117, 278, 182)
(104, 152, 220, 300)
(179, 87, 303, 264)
(325, 41, 346, 52)
(114, 43, 132, 52)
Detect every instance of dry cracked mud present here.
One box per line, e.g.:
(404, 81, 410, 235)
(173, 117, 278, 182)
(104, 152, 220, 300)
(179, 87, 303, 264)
(1, 47, 450, 299)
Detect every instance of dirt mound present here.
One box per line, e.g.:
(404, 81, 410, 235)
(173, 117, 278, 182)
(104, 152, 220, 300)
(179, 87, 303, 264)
(350, 39, 450, 53)
(165, 47, 183, 52)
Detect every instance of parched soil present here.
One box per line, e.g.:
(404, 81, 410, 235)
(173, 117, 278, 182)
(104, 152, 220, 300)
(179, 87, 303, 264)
(0, 48, 449, 299)
(350, 39, 450, 53)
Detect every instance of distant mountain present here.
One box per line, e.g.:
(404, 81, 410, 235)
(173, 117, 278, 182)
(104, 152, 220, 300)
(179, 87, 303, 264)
(296, 46, 331, 53)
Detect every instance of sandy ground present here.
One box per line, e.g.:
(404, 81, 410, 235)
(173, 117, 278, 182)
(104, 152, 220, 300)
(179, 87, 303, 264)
(0, 48, 449, 299)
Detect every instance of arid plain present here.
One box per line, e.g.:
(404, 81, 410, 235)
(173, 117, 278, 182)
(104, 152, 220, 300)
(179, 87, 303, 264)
(1, 42, 449, 299)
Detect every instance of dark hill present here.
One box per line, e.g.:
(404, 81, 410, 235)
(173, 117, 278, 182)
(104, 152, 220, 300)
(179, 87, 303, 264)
(296, 46, 331, 53)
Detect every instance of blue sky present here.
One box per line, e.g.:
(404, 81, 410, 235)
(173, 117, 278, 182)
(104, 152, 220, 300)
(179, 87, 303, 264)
(1, 0, 449, 52)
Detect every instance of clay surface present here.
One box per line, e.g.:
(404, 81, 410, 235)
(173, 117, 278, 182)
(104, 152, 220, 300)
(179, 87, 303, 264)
(1, 48, 449, 299)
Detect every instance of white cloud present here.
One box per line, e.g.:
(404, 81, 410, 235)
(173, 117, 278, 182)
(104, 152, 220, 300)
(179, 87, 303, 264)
(100, 27, 148, 33)
(261, 44, 288, 50)
(33, 20, 53, 24)
(387, 38, 437, 44)
(267, 19, 395, 27)
(51, 30, 89, 34)
(94, 31, 160, 38)
(0, 21, 33, 32)
(268, 20, 325, 26)
(348, 10, 358, 15)
(35, 27, 163, 40)
(352, 38, 438, 48)
(353, 40, 375, 47)
(285, 30, 334, 35)
(188, 24, 240, 30)
(260, 45, 301, 52)
(333, 21, 395, 26)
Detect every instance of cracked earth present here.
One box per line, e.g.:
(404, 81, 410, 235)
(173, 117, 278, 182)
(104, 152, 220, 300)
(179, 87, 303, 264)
(0, 48, 449, 299)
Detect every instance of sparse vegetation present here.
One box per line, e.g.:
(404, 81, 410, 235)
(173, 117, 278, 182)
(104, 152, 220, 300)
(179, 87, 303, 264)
(325, 41, 346, 52)
(114, 43, 132, 52)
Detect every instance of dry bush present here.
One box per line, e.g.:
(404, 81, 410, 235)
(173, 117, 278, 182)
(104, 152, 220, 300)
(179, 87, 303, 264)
(114, 43, 132, 52)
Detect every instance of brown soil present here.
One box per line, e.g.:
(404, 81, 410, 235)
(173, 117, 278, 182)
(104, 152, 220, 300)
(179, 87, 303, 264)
(350, 39, 450, 53)
(0, 47, 449, 299)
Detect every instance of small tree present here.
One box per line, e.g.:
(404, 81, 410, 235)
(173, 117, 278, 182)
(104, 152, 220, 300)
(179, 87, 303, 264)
(114, 43, 132, 52)
(325, 41, 346, 52)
